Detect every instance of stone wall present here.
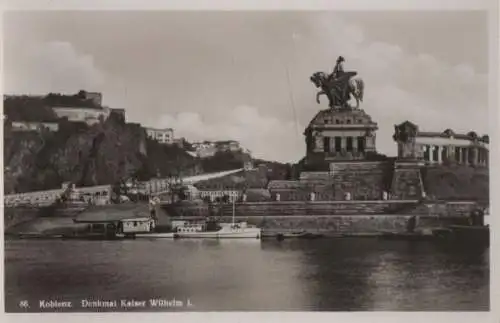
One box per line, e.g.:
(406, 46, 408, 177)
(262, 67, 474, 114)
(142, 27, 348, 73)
(165, 200, 479, 219)
(4, 188, 65, 207)
(267, 162, 392, 201)
(166, 201, 416, 217)
(220, 201, 415, 217)
(330, 162, 390, 200)
(208, 214, 469, 234)
(421, 165, 489, 201)
(299, 171, 333, 185)
(405, 201, 478, 217)
(390, 161, 425, 200)
(162, 202, 211, 218)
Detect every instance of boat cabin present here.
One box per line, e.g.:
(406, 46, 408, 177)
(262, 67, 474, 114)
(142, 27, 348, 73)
(176, 223, 204, 233)
(121, 217, 155, 233)
(73, 216, 156, 237)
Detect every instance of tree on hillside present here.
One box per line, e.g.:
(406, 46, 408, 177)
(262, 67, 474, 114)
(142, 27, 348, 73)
(201, 150, 246, 173)
(3, 96, 59, 122)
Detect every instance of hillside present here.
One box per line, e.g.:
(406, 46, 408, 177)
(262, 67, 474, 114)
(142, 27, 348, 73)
(4, 97, 259, 194)
(252, 159, 294, 180)
(200, 150, 252, 173)
(4, 110, 199, 193)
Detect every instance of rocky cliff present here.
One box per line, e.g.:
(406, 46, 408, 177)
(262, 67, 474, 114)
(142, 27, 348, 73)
(3, 112, 198, 193)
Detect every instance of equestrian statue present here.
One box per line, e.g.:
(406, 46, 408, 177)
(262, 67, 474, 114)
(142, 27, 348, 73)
(310, 56, 365, 110)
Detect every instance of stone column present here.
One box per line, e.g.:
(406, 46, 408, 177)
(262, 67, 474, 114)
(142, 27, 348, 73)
(330, 137, 336, 153)
(341, 137, 347, 152)
(367, 135, 376, 152)
(446, 145, 453, 162)
(326, 137, 333, 153)
(314, 134, 324, 152)
(423, 145, 429, 161)
(437, 146, 442, 164)
(473, 148, 479, 166)
(310, 192, 315, 201)
(463, 148, 469, 165)
(352, 136, 358, 153)
(276, 193, 280, 201)
(428, 145, 434, 163)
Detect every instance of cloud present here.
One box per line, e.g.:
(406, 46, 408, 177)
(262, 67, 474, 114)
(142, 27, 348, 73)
(155, 106, 304, 163)
(305, 14, 488, 155)
(4, 41, 105, 94)
(159, 14, 488, 161)
(150, 14, 488, 161)
(3, 13, 488, 162)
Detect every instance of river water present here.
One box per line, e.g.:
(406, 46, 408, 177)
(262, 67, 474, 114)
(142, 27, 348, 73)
(4, 238, 489, 312)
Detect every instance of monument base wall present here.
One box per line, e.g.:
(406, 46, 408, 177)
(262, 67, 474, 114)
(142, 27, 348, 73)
(390, 160, 425, 199)
(329, 162, 391, 200)
(197, 214, 469, 235)
(165, 200, 478, 218)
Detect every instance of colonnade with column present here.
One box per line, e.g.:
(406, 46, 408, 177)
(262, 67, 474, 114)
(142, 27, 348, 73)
(421, 144, 488, 166)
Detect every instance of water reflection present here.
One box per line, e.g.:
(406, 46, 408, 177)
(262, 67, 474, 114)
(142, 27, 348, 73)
(4, 238, 489, 312)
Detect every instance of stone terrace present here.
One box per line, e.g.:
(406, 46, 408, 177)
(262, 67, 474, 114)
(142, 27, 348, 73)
(329, 162, 392, 200)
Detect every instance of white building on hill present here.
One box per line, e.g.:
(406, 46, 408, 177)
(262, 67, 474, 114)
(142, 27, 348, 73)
(145, 127, 174, 144)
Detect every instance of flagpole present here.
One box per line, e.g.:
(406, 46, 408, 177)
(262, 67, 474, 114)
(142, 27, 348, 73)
(284, 33, 300, 143)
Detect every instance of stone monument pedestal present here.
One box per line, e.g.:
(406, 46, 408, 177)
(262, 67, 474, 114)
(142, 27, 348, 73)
(304, 108, 378, 167)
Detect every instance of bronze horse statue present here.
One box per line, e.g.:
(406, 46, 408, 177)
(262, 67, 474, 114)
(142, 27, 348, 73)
(310, 71, 365, 109)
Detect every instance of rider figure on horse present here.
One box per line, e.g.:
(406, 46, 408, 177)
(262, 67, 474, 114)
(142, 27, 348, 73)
(328, 56, 349, 106)
(332, 55, 345, 79)
(310, 55, 364, 110)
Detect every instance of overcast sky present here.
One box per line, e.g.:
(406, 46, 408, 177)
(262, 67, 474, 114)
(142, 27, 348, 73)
(3, 11, 490, 163)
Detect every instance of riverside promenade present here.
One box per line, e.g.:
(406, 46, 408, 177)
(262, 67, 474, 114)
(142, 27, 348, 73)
(3, 168, 244, 208)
